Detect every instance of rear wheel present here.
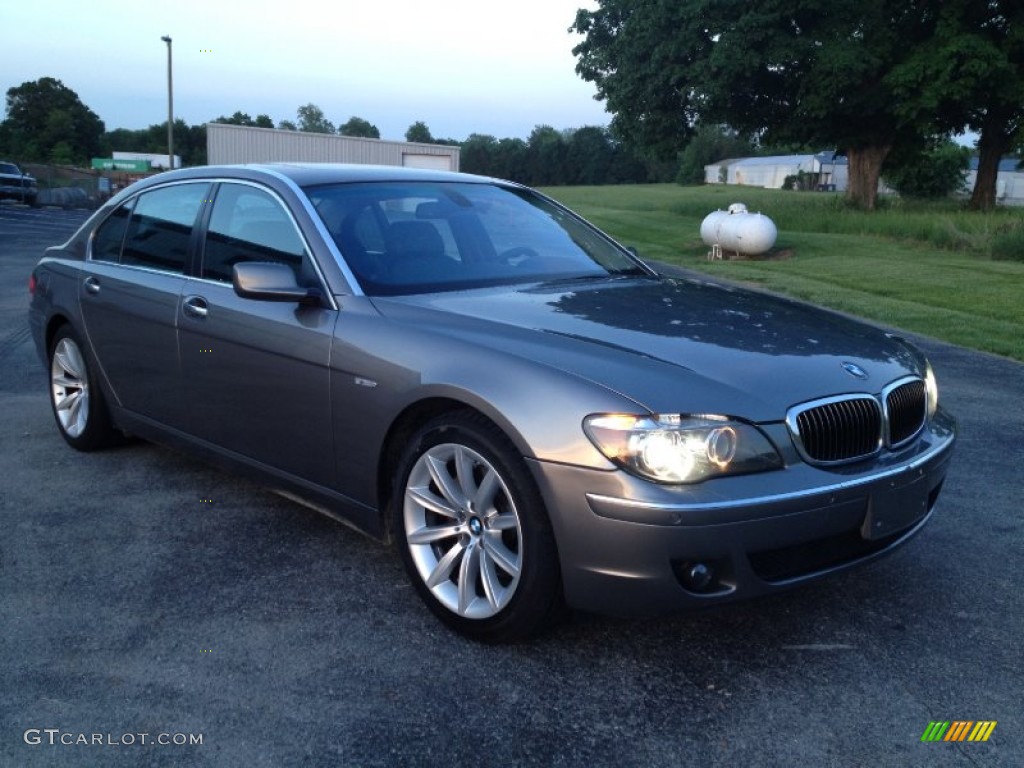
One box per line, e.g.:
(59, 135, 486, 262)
(393, 411, 562, 642)
(49, 326, 118, 451)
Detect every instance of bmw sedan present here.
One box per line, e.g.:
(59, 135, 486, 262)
(28, 164, 955, 642)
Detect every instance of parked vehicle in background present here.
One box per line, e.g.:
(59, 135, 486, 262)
(0, 161, 38, 205)
(27, 164, 955, 642)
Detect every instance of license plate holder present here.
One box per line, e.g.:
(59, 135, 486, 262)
(861, 469, 930, 540)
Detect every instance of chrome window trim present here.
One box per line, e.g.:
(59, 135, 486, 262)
(86, 178, 210, 270)
(107, 180, 213, 276)
(785, 392, 883, 466)
(587, 429, 954, 515)
(86, 198, 135, 265)
(86, 177, 339, 312)
(200, 178, 337, 311)
(258, 167, 365, 297)
(881, 375, 926, 449)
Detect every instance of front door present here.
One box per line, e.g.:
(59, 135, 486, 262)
(177, 182, 336, 487)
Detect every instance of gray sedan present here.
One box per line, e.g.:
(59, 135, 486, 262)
(28, 164, 955, 642)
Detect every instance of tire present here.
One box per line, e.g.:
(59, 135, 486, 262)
(48, 325, 118, 451)
(393, 411, 562, 642)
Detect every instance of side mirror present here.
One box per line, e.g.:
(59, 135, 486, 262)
(232, 262, 321, 305)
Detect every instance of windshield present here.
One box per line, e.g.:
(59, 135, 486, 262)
(303, 181, 647, 295)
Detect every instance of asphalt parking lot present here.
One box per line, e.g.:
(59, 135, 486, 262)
(1, 201, 1021, 767)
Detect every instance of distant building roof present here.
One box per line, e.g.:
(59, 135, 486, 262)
(730, 154, 810, 166)
(814, 151, 848, 166)
(709, 151, 848, 168)
(967, 156, 1021, 172)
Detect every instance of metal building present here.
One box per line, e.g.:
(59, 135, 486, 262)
(206, 123, 460, 171)
(704, 152, 847, 190)
(964, 156, 1024, 206)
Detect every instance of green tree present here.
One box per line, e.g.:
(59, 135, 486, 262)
(676, 124, 756, 185)
(278, 119, 297, 130)
(883, 140, 970, 199)
(405, 121, 434, 143)
(564, 126, 614, 185)
(572, 1, 938, 210)
(296, 103, 335, 133)
(492, 137, 528, 182)
(339, 116, 380, 138)
(213, 111, 256, 126)
(889, 0, 1024, 209)
(102, 120, 206, 166)
(2, 77, 104, 163)
(212, 111, 274, 130)
(526, 125, 566, 186)
(460, 133, 499, 176)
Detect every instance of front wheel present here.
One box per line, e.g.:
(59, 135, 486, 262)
(49, 326, 118, 451)
(393, 412, 562, 642)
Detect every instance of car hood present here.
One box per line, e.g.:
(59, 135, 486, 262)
(371, 276, 924, 422)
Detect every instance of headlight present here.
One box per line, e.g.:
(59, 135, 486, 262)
(583, 413, 783, 484)
(924, 362, 939, 420)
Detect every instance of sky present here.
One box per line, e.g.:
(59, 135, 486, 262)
(2, 0, 608, 142)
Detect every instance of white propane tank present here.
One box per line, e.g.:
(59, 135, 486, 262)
(699, 210, 729, 245)
(700, 204, 777, 256)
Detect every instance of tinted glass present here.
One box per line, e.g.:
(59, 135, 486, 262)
(121, 183, 210, 273)
(91, 202, 133, 263)
(202, 184, 308, 283)
(305, 182, 644, 295)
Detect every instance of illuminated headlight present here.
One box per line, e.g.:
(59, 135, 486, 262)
(583, 413, 783, 484)
(924, 362, 939, 419)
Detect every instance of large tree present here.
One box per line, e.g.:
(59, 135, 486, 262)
(564, 126, 614, 185)
(525, 125, 566, 186)
(890, 0, 1024, 209)
(213, 111, 257, 126)
(296, 103, 335, 133)
(572, 1, 937, 209)
(211, 111, 275, 129)
(102, 119, 206, 166)
(1, 77, 104, 163)
(405, 121, 433, 143)
(339, 116, 380, 138)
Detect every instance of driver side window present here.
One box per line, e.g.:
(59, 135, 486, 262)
(202, 184, 311, 285)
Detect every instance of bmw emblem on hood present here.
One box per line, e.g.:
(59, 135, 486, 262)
(841, 362, 869, 380)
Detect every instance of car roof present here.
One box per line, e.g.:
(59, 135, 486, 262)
(150, 163, 499, 187)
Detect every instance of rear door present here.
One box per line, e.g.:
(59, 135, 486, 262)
(177, 181, 337, 487)
(79, 181, 210, 427)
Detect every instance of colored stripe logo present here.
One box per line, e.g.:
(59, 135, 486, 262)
(921, 721, 997, 742)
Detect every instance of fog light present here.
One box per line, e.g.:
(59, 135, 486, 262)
(681, 561, 715, 592)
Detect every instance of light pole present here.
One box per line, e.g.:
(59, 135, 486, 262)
(160, 35, 174, 170)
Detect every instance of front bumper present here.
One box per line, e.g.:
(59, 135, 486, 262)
(529, 409, 955, 616)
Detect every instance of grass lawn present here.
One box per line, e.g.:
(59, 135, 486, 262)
(542, 184, 1024, 361)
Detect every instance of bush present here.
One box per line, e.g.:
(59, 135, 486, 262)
(883, 141, 970, 199)
(781, 171, 816, 191)
(989, 222, 1024, 261)
(676, 124, 756, 185)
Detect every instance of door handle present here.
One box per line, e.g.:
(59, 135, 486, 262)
(182, 295, 209, 319)
(83, 276, 100, 295)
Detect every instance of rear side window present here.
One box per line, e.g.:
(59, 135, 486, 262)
(202, 183, 308, 283)
(121, 183, 210, 273)
(91, 202, 133, 263)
